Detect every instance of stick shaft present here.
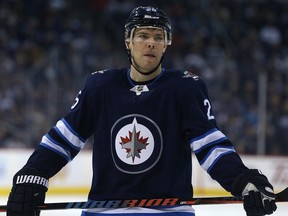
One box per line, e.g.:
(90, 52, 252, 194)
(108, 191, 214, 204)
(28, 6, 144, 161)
(0, 197, 241, 212)
(1, 187, 287, 212)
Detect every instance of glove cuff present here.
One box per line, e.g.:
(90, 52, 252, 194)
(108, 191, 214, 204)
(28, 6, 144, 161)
(13, 167, 49, 191)
(231, 169, 272, 196)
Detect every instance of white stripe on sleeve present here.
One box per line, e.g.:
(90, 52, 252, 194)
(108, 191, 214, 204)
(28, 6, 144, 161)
(56, 119, 85, 149)
(200, 147, 235, 172)
(190, 129, 227, 152)
(40, 135, 71, 160)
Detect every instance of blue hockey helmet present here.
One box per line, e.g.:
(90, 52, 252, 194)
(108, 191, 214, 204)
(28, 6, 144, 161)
(125, 6, 172, 45)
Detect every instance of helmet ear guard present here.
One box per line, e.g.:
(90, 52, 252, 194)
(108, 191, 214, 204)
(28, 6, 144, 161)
(125, 6, 172, 45)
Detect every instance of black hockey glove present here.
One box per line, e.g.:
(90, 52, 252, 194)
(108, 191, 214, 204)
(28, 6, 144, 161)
(231, 169, 277, 216)
(7, 167, 49, 216)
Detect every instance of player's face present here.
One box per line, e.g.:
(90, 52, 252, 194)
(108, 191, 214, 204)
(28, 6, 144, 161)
(127, 28, 167, 74)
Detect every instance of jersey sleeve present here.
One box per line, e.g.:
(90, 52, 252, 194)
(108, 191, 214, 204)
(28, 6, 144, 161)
(24, 75, 97, 178)
(183, 76, 247, 192)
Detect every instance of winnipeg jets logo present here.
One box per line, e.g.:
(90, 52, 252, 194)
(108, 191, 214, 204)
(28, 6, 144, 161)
(130, 85, 149, 96)
(182, 71, 199, 80)
(92, 70, 105, 75)
(120, 122, 149, 163)
(111, 114, 163, 174)
(115, 118, 153, 165)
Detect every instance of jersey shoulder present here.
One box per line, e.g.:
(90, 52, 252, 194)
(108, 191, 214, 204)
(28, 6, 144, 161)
(85, 68, 127, 89)
(164, 68, 207, 91)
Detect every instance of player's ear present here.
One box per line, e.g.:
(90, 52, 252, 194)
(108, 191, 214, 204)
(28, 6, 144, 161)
(162, 45, 167, 53)
(125, 40, 131, 50)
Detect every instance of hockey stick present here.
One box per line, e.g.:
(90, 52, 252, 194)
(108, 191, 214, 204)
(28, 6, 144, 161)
(0, 187, 287, 212)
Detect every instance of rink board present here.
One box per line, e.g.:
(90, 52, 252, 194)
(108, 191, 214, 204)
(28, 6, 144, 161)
(0, 149, 287, 198)
(0, 149, 288, 215)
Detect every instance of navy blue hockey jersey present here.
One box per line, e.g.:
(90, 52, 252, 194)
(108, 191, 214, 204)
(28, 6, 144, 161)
(25, 68, 247, 215)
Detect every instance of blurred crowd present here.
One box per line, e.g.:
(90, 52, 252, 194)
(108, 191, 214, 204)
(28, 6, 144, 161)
(0, 0, 288, 155)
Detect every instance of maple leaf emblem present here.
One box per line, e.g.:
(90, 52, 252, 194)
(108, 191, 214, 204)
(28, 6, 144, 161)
(120, 125, 149, 163)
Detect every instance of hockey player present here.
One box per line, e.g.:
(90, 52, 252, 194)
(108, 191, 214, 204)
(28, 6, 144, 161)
(7, 6, 277, 216)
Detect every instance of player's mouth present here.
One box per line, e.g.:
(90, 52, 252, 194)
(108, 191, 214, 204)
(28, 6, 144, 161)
(144, 53, 156, 58)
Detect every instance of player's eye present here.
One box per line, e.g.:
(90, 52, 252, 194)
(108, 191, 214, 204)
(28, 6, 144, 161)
(154, 35, 164, 43)
(137, 34, 149, 40)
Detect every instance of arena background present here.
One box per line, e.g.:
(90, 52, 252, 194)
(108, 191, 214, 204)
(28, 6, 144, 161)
(1, 0, 288, 154)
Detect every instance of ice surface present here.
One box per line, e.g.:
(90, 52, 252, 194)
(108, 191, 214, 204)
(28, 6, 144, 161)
(1, 196, 287, 216)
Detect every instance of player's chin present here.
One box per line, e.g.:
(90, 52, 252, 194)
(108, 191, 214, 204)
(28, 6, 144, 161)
(141, 65, 158, 73)
(142, 61, 159, 70)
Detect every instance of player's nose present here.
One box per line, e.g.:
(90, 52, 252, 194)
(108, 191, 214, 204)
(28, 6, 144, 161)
(146, 39, 155, 49)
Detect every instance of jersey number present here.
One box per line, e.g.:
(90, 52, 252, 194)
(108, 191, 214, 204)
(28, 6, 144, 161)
(204, 99, 215, 120)
(71, 90, 82, 109)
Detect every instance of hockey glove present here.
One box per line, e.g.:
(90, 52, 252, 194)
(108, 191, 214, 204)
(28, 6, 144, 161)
(7, 167, 49, 216)
(231, 169, 277, 216)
